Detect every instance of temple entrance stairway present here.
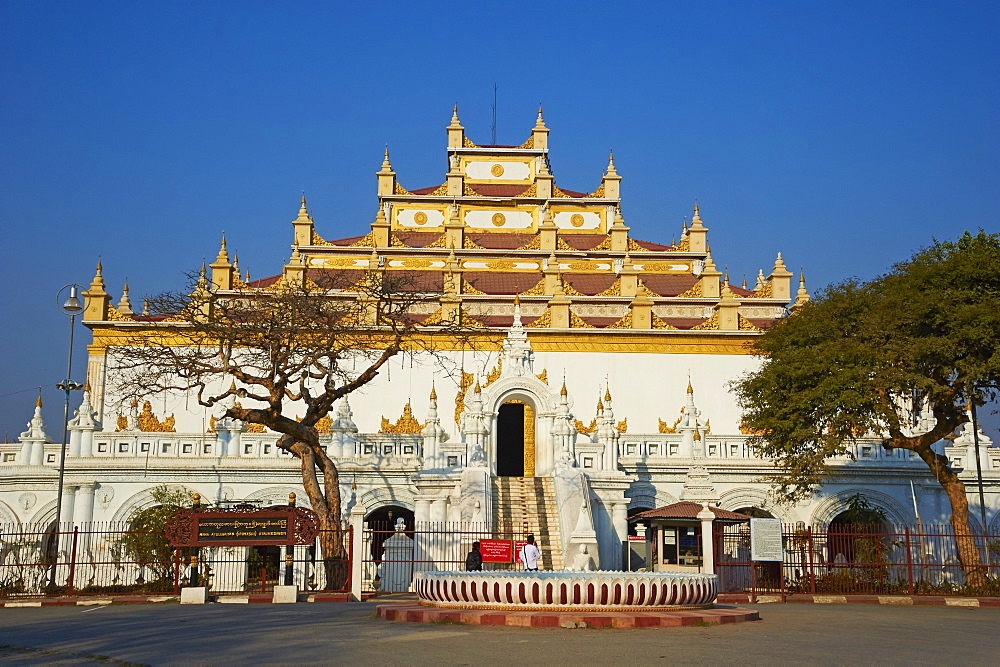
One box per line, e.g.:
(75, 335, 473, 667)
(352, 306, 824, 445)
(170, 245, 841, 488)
(492, 476, 563, 570)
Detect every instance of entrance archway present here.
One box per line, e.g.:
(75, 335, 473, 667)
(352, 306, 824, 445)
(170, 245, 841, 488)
(496, 403, 525, 476)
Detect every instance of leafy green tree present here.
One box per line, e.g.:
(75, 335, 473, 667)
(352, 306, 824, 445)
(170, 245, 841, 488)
(116, 485, 194, 584)
(735, 231, 1000, 585)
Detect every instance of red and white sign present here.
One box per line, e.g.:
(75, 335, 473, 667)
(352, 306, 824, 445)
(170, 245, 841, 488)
(479, 539, 513, 563)
(628, 535, 646, 542)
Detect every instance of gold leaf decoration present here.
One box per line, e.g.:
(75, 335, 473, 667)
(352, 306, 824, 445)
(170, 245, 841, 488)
(519, 183, 537, 197)
(427, 184, 449, 196)
(315, 414, 332, 434)
(569, 311, 595, 328)
(389, 234, 410, 248)
(536, 369, 548, 385)
(462, 279, 487, 295)
(651, 314, 679, 330)
(575, 418, 597, 434)
(627, 239, 651, 252)
(691, 312, 720, 330)
(516, 136, 533, 149)
(137, 401, 175, 432)
(585, 183, 606, 199)
(425, 233, 451, 248)
(245, 423, 266, 433)
(455, 370, 475, 424)
(605, 311, 632, 329)
(348, 232, 376, 248)
(394, 182, 414, 196)
(517, 278, 547, 296)
(463, 236, 484, 250)
(463, 184, 481, 197)
(310, 230, 335, 246)
(380, 401, 424, 434)
(594, 280, 621, 297)
(677, 282, 703, 298)
(616, 418, 628, 433)
(106, 307, 134, 322)
(516, 236, 542, 251)
(483, 357, 502, 387)
(738, 315, 762, 331)
(528, 309, 552, 328)
(749, 282, 773, 299)
(550, 185, 572, 199)
(463, 136, 479, 148)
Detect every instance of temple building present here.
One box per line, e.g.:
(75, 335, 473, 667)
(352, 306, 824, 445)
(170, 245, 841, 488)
(1, 109, 997, 583)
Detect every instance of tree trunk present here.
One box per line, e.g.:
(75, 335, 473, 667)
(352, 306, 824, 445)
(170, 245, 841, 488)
(916, 447, 986, 588)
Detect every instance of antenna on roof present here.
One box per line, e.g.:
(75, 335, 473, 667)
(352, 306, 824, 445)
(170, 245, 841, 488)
(491, 83, 498, 144)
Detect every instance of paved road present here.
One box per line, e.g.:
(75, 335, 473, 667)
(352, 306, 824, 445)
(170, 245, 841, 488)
(0, 599, 996, 665)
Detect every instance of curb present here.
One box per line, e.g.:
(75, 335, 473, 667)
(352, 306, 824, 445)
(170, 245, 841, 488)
(376, 601, 760, 628)
(0, 592, 377, 607)
(716, 594, 1000, 608)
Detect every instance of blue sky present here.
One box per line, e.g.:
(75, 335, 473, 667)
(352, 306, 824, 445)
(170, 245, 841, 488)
(1, 1, 998, 438)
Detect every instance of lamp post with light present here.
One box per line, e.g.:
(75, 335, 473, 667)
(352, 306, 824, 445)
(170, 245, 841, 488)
(49, 284, 84, 588)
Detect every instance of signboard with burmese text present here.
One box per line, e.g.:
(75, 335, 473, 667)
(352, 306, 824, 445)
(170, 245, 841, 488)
(479, 539, 514, 563)
(165, 506, 319, 547)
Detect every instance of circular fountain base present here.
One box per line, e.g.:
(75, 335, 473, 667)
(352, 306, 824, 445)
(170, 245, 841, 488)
(413, 570, 718, 611)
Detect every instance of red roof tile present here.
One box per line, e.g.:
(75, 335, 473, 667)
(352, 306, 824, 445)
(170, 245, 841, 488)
(564, 273, 618, 296)
(467, 233, 535, 250)
(394, 231, 443, 248)
(409, 184, 444, 195)
(633, 239, 675, 251)
(635, 502, 750, 522)
(248, 275, 281, 288)
(467, 184, 531, 197)
(578, 316, 622, 328)
(640, 275, 698, 297)
(306, 268, 366, 290)
(464, 271, 543, 294)
(561, 235, 608, 251)
(323, 234, 369, 247)
(384, 269, 444, 292)
(657, 317, 705, 330)
(557, 188, 587, 198)
(729, 285, 754, 297)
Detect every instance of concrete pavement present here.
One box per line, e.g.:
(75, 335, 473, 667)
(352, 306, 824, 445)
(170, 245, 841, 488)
(0, 597, 996, 665)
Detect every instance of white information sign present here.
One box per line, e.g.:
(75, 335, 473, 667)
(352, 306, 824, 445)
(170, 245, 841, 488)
(750, 518, 784, 562)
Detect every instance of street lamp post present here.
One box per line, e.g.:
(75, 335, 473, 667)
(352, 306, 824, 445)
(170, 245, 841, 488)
(50, 284, 84, 588)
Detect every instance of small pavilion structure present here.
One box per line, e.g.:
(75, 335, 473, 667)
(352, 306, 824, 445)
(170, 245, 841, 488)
(631, 502, 750, 573)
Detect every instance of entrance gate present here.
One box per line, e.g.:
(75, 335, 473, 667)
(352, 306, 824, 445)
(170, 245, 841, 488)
(496, 400, 535, 477)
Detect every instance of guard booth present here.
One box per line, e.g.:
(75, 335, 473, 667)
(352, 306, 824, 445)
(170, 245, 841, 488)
(630, 502, 750, 573)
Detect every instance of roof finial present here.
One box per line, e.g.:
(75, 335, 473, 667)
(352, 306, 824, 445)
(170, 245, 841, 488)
(450, 105, 462, 127)
(430, 382, 437, 401)
(687, 372, 694, 394)
(35, 390, 42, 408)
(605, 150, 618, 176)
(380, 145, 393, 171)
(534, 105, 546, 129)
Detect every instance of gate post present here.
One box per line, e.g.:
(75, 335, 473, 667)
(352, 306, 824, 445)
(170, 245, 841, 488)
(697, 504, 715, 575)
(350, 503, 365, 601)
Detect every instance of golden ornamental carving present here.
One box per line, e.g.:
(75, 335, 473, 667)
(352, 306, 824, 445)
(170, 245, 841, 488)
(738, 315, 763, 331)
(575, 418, 597, 434)
(462, 279, 487, 295)
(483, 357, 502, 388)
(491, 212, 506, 227)
(529, 309, 553, 328)
(674, 236, 690, 252)
(556, 237, 575, 251)
(427, 184, 449, 196)
(651, 314, 679, 330)
(490, 164, 505, 177)
(616, 418, 628, 433)
(380, 401, 424, 434)
(394, 182, 414, 196)
(389, 234, 410, 248)
(569, 311, 595, 328)
(627, 239, 651, 252)
(518, 278, 547, 296)
(207, 415, 217, 433)
(425, 233, 451, 248)
(605, 311, 633, 329)
(463, 136, 479, 148)
(561, 280, 586, 297)
(677, 282, 703, 298)
(570, 214, 585, 227)
(584, 183, 606, 199)
(516, 136, 534, 149)
(455, 370, 475, 424)
(315, 414, 332, 434)
(658, 416, 683, 434)
(536, 369, 548, 385)
(749, 282, 773, 299)
(691, 312, 720, 330)
(550, 186, 572, 199)
(740, 421, 765, 435)
(413, 211, 429, 225)
(463, 236, 484, 250)
(590, 236, 613, 251)
(516, 235, 542, 251)
(310, 230, 335, 247)
(519, 183, 537, 197)
(246, 423, 266, 433)
(106, 307, 135, 322)
(487, 259, 518, 270)
(230, 275, 252, 290)
(594, 280, 622, 297)
(348, 232, 376, 247)
(463, 184, 482, 197)
(117, 400, 176, 432)
(703, 419, 711, 435)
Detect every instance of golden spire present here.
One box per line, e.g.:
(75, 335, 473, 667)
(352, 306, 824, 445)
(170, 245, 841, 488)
(35, 391, 42, 408)
(298, 193, 308, 216)
(378, 146, 394, 174)
(430, 383, 437, 401)
(687, 377, 694, 394)
(84, 380, 91, 393)
(473, 380, 481, 394)
(560, 380, 568, 396)
(534, 105, 546, 129)
(604, 386, 612, 403)
(215, 235, 230, 264)
(597, 396, 604, 412)
(605, 150, 617, 176)
(117, 280, 134, 315)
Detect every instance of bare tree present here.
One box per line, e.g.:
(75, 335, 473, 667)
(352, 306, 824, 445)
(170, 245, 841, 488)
(108, 263, 478, 588)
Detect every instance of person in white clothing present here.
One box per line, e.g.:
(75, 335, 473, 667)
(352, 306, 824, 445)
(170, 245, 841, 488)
(521, 534, 542, 571)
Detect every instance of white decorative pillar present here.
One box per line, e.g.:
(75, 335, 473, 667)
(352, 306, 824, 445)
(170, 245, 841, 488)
(698, 503, 716, 574)
(73, 483, 97, 554)
(422, 387, 446, 468)
(349, 502, 366, 601)
(329, 397, 358, 458)
(611, 501, 628, 570)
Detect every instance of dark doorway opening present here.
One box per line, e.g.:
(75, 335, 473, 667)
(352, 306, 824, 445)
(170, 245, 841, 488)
(496, 402, 525, 477)
(365, 505, 414, 564)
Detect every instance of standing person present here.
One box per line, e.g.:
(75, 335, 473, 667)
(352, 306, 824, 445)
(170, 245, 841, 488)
(465, 541, 483, 571)
(521, 534, 542, 571)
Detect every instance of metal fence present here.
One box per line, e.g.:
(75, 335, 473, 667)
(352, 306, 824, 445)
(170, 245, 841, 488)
(0, 523, 351, 598)
(362, 521, 529, 593)
(716, 523, 1000, 597)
